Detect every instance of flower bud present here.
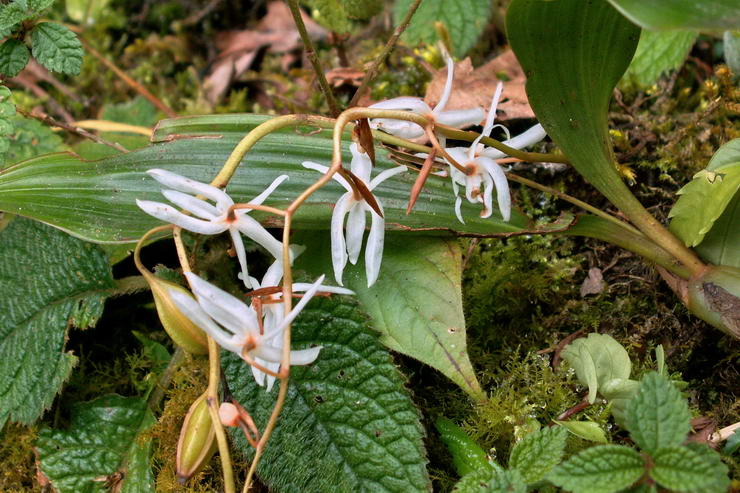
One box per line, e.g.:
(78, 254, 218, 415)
(148, 274, 209, 355)
(176, 392, 217, 483)
(688, 265, 740, 339)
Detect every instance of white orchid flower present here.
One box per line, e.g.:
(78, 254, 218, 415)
(302, 143, 406, 287)
(369, 56, 485, 139)
(136, 169, 288, 288)
(171, 270, 351, 391)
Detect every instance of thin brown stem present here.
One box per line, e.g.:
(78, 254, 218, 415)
(18, 108, 129, 153)
(286, 0, 340, 117)
(348, 0, 423, 107)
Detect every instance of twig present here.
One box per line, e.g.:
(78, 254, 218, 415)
(79, 37, 177, 118)
(348, 0, 423, 107)
(18, 108, 129, 153)
(285, 0, 340, 117)
(555, 398, 591, 422)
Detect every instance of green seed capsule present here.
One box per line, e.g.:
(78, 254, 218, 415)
(149, 274, 209, 355)
(176, 392, 218, 483)
(688, 265, 740, 338)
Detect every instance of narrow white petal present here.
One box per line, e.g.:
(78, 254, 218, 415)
(345, 203, 366, 265)
(481, 82, 504, 138)
(330, 194, 352, 286)
(229, 228, 252, 289)
(136, 199, 226, 235)
(479, 123, 548, 159)
(481, 170, 494, 219)
(251, 361, 266, 387)
(302, 161, 352, 192)
(369, 96, 432, 113)
(454, 196, 465, 224)
(169, 289, 243, 354)
(436, 108, 486, 130)
(478, 157, 511, 221)
(147, 169, 233, 210)
(433, 56, 455, 113)
(445, 147, 471, 171)
(350, 143, 372, 184)
(234, 214, 283, 260)
(261, 259, 285, 288)
(369, 119, 425, 139)
(185, 272, 259, 333)
(289, 346, 322, 365)
(253, 344, 283, 363)
(248, 174, 288, 206)
(369, 166, 407, 190)
(464, 174, 482, 203)
(161, 190, 219, 220)
(293, 283, 354, 295)
(272, 275, 326, 336)
(263, 360, 280, 391)
(365, 204, 385, 287)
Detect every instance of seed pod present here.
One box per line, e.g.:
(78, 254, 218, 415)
(688, 265, 740, 339)
(149, 274, 209, 354)
(176, 392, 218, 483)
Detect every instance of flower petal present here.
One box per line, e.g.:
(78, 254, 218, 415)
(234, 214, 283, 260)
(136, 199, 226, 235)
(365, 202, 385, 287)
(292, 283, 355, 295)
(147, 169, 233, 210)
(345, 203, 366, 265)
(369, 119, 425, 139)
(350, 143, 372, 184)
(247, 174, 288, 206)
(369, 166, 407, 190)
(185, 272, 260, 334)
(369, 96, 432, 114)
(330, 193, 352, 286)
(289, 346, 322, 365)
(480, 123, 547, 159)
(161, 190, 219, 220)
(271, 274, 326, 336)
(435, 108, 486, 130)
(478, 157, 511, 221)
(230, 228, 252, 289)
(433, 55, 455, 113)
(454, 196, 465, 224)
(169, 289, 244, 354)
(480, 169, 494, 219)
(302, 161, 352, 192)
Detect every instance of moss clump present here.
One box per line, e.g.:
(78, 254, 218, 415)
(0, 423, 38, 491)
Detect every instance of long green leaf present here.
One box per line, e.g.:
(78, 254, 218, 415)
(607, 0, 740, 31)
(223, 296, 430, 492)
(507, 0, 655, 239)
(0, 114, 529, 244)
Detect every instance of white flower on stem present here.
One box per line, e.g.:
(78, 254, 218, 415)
(369, 56, 485, 139)
(302, 143, 406, 287)
(443, 82, 513, 223)
(136, 169, 287, 288)
(170, 270, 352, 392)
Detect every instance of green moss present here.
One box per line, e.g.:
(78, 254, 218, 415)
(0, 423, 38, 491)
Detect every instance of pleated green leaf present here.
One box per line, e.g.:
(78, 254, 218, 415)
(607, 0, 740, 31)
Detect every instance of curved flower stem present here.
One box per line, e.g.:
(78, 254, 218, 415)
(437, 125, 570, 164)
(173, 227, 236, 493)
(506, 172, 643, 236)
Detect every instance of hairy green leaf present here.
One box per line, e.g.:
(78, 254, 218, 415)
(223, 296, 430, 492)
(509, 426, 567, 483)
(0, 217, 114, 427)
(296, 233, 482, 397)
(725, 31, 740, 74)
(621, 30, 696, 89)
(607, 0, 740, 31)
(560, 333, 632, 404)
(394, 0, 491, 57)
(624, 372, 691, 454)
(5, 115, 65, 167)
(0, 114, 529, 244)
(547, 445, 644, 493)
(453, 468, 526, 493)
(31, 22, 84, 75)
(555, 420, 608, 444)
(507, 0, 646, 232)
(651, 444, 729, 493)
(36, 395, 155, 493)
(27, 0, 56, 12)
(435, 417, 489, 477)
(0, 3, 29, 34)
(0, 39, 30, 78)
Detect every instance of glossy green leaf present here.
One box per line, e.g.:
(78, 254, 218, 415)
(621, 30, 696, 89)
(0, 39, 30, 77)
(223, 296, 430, 493)
(507, 0, 644, 223)
(607, 0, 740, 31)
(31, 22, 84, 75)
(723, 429, 740, 455)
(36, 395, 155, 493)
(394, 0, 491, 57)
(435, 417, 489, 477)
(547, 445, 644, 493)
(651, 444, 729, 493)
(668, 161, 740, 247)
(555, 420, 609, 444)
(560, 333, 632, 404)
(296, 232, 482, 397)
(624, 372, 691, 454)
(509, 426, 568, 483)
(0, 217, 114, 427)
(0, 114, 528, 244)
(453, 468, 526, 493)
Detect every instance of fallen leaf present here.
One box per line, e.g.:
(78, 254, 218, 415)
(425, 50, 535, 121)
(204, 1, 327, 104)
(326, 67, 365, 88)
(580, 267, 605, 297)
